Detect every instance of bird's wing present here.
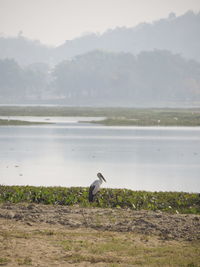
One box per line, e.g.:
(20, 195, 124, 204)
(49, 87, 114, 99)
(92, 180, 101, 195)
(90, 179, 98, 186)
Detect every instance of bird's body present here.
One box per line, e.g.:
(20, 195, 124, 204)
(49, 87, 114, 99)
(89, 179, 102, 202)
(89, 173, 106, 202)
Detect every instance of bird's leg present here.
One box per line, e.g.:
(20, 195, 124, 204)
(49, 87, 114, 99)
(95, 193, 101, 207)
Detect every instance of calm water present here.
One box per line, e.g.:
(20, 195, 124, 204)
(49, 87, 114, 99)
(0, 116, 200, 192)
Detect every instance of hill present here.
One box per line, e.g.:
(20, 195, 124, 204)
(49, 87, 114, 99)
(55, 11, 200, 63)
(0, 11, 199, 66)
(0, 35, 51, 66)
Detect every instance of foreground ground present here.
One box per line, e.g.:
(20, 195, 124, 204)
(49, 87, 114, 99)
(0, 203, 200, 266)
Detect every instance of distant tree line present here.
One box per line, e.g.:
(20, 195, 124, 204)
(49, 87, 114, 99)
(0, 50, 200, 106)
(0, 59, 50, 102)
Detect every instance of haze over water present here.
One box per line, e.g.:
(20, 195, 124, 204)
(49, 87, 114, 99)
(0, 117, 200, 193)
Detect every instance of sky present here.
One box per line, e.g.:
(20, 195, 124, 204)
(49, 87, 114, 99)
(0, 0, 200, 46)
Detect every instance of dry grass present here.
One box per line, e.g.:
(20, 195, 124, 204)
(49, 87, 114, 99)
(0, 218, 199, 267)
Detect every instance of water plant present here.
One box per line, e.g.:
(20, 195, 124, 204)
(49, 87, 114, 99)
(0, 185, 199, 214)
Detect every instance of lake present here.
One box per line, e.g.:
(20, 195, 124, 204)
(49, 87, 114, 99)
(0, 116, 200, 192)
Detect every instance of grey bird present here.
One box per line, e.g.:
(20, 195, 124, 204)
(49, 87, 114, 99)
(89, 173, 106, 202)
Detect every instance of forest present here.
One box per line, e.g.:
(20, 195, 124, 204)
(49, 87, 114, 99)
(0, 50, 200, 106)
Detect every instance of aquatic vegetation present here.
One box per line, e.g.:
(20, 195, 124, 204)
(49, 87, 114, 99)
(0, 119, 51, 126)
(0, 186, 199, 214)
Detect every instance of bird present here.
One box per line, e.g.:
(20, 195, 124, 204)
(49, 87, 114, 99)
(89, 172, 106, 202)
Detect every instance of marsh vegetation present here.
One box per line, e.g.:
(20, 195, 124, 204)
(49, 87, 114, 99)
(0, 106, 200, 126)
(0, 186, 199, 214)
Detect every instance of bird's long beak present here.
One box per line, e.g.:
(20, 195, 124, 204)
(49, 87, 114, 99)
(101, 174, 106, 182)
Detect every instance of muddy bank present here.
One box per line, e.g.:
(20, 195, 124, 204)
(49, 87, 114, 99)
(0, 203, 199, 241)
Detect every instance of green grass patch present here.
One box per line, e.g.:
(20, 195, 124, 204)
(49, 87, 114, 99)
(0, 185, 199, 214)
(0, 258, 10, 266)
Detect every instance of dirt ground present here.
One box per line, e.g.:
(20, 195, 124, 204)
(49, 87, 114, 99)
(0, 203, 200, 266)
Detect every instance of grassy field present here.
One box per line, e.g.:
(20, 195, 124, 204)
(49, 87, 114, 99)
(0, 186, 199, 214)
(0, 215, 199, 267)
(0, 106, 200, 126)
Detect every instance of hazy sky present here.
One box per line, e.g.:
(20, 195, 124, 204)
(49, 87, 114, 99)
(0, 0, 199, 46)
